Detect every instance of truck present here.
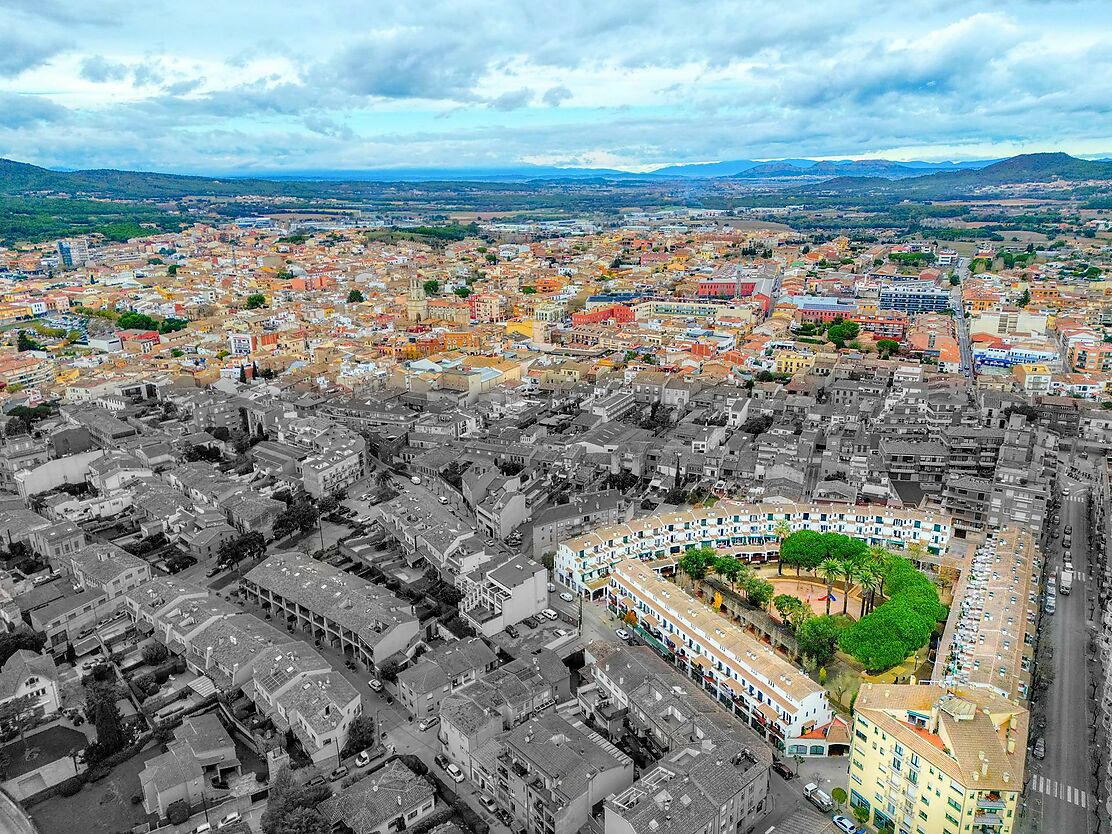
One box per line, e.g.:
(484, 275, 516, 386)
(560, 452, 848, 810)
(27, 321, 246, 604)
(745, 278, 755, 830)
(1059, 569, 1073, 595)
(804, 782, 835, 813)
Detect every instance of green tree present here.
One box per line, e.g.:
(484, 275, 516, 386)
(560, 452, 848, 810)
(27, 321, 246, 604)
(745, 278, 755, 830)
(521, 286, 537, 294)
(796, 615, 844, 667)
(772, 519, 793, 575)
(347, 289, 364, 303)
(16, 331, 43, 352)
(167, 264, 178, 276)
(742, 576, 774, 609)
(454, 286, 471, 298)
(827, 320, 860, 348)
(779, 529, 826, 576)
(422, 280, 440, 296)
(1017, 288, 1031, 307)
(340, 714, 376, 758)
(679, 546, 715, 592)
(876, 339, 900, 358)
(170, 348, 184, 358)
(245, 293, 267, 309)
(712, 555, 743, 588)
(818, 558, 842, 616)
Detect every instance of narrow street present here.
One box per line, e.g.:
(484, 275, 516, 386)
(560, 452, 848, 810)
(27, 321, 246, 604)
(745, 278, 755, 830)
(1025, 471, 1095, 833)
(952, 256, 974, 381)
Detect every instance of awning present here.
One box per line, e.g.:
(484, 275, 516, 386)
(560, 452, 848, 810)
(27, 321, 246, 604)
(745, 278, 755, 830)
(690, 655, 705, 668)
(757, 702, 779, 723)
(73, 635, 101, 657)
(189, 676, 217, 698)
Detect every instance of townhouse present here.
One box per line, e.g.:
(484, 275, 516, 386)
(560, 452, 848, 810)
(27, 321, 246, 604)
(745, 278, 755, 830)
(396, 637, 496, 719)
(240, 551, 420, 674)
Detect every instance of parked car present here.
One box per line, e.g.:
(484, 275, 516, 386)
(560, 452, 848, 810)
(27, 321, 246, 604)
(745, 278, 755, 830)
(418, 715, 440, 732)
(305, 775, 326, 788)
(217, 812, 241, 829)
(540, 608, 558, 621)
(559, 592, 574, 602)
(1033, 737, 1045, 759)
(330, 766, 348, 781)
(522, 616, 539, 628)
(434, 754, 450, 772)
(547, 583, 556, 593)
(771, 760, 794, 780)
(368, 678, 383, 692)
(832, 815, 862, 834)
(505, 624, 519, 638)
(478, 794, 498, 813)
(205, 566, 222, 578)
(192, 824, 212, 834)
(554, 628, 568, 637)
(438, 495, 449, 504)
(445, 762, 465, 783)
(615, 628, 631, 642)
(355, 750, 371, 767)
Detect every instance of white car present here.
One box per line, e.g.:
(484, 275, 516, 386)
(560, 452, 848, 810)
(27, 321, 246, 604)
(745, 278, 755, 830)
(418, 715, 440, 731)
(368, 678, 383, 692)
(217, 812, 241, 829)
(559, 592, 574, 602)
(540, 608, 558, 621)
(354, 750, 371, 767)
(831, 815, 861, 834)
(438, 495, 449, 504)
(445, 762, 465, 783)
(547, 583, 556, 593)
(615, 628, 631, 642)
(192, 824, 212, 834)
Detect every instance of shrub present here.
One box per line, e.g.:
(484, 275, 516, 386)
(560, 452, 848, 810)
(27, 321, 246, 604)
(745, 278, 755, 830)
(131, 795, 143, 805)
(58, 776, 83, 797)
(142, 643, 169, 666)
(167, 799, 190, 825)
(86, 765, 110, 782)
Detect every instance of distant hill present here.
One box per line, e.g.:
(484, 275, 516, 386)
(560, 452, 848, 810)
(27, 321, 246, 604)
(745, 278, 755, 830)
(798, 153, 1112, 198)
(654, 157, 995, 179)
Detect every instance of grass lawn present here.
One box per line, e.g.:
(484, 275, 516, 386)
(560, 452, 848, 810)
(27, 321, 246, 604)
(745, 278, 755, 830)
(30, 744, 160, 834)
(1, 727, 87, 779)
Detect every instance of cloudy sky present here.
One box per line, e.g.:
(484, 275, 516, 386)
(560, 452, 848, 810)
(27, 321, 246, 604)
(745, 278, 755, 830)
(1, 0, 1110, 173)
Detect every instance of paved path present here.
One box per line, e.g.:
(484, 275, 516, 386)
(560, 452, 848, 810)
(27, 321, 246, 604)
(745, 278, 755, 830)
(0, 788, 38, 834)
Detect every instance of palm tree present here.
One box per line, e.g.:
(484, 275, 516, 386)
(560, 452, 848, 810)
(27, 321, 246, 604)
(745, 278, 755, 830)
(818, 558, 842, 617)
(840, 552, 867, 616)
(856, 565, 881, 618)
(867, 545, 892, 603)
(773, 519, 793, 575)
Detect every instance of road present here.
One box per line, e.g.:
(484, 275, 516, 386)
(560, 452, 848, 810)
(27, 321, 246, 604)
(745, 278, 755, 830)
(1027, 471, 1094, 833)
(952, 257, 974, 380)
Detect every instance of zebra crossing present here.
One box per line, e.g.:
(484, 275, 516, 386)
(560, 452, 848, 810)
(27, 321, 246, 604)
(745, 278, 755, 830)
(1029, 774, 1089, 807)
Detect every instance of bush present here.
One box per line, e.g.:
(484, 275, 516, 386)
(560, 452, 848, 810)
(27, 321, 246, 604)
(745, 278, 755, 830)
(58, 776, 84, 797)
(167, 799, 190, 825)
(407, 807, 455, 834)
(131, 794, 143, 805)
(86, 765, 110, 782)
(451, 797, 490, 834)
(142, 643, 170, 666)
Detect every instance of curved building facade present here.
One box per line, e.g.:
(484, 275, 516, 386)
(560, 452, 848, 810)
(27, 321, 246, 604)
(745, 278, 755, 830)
(556, 500, 952, 597)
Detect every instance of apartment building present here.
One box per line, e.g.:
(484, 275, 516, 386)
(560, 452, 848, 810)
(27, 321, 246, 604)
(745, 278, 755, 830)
(879, 282, 951, 314)
(849, 685, 1027, 834)
(65, 540, 152, 606)
(608, 559, 833, 752)
(934, 529, 1039, 703)
(396, 637, 496, 719)
(469, 713, 635, 834)
(438, 650, 571, 770)
(250, 645, 362, 764)
(460, 554, 548, 637)
(580, 645, 773, 834)
(557, 501, 952, 598)
(530, 490, 632, 560)
(240, 551, 420, 673)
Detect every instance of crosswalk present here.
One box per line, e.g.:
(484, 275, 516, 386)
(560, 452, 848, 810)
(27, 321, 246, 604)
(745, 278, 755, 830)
(1029, 775, 1089, 807)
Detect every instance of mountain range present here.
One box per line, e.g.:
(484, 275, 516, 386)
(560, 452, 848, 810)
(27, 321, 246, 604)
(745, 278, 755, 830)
(1, 152, 1110, 202)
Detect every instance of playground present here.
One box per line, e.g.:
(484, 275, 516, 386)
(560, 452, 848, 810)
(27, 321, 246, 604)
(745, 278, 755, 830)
(766, 575, 867, 620)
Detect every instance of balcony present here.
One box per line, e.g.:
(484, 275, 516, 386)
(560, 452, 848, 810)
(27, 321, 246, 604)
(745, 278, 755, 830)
(973, 813, 1005, 827)
(976, 797, 1007, 811)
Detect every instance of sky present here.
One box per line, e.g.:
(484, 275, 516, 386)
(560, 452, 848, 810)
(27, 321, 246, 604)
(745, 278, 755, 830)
(1, 0, 1111, 174)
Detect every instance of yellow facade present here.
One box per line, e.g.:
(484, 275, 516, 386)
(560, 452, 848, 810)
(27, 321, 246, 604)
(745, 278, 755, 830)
(848, 685, 1025, 834)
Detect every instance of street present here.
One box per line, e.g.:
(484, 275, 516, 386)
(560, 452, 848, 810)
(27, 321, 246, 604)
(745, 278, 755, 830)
(952, 256, 974, 380)
(1026, 471, 1095, 833)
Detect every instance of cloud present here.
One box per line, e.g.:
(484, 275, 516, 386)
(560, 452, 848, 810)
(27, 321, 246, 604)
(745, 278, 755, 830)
(0, 92, 68, 128)
(0, 33, 63, 77)
(0, 1, 1111, 171)
(488, 88, 532, 111)
(79, 55, 129, 82)
(542, 85, 572, 107)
